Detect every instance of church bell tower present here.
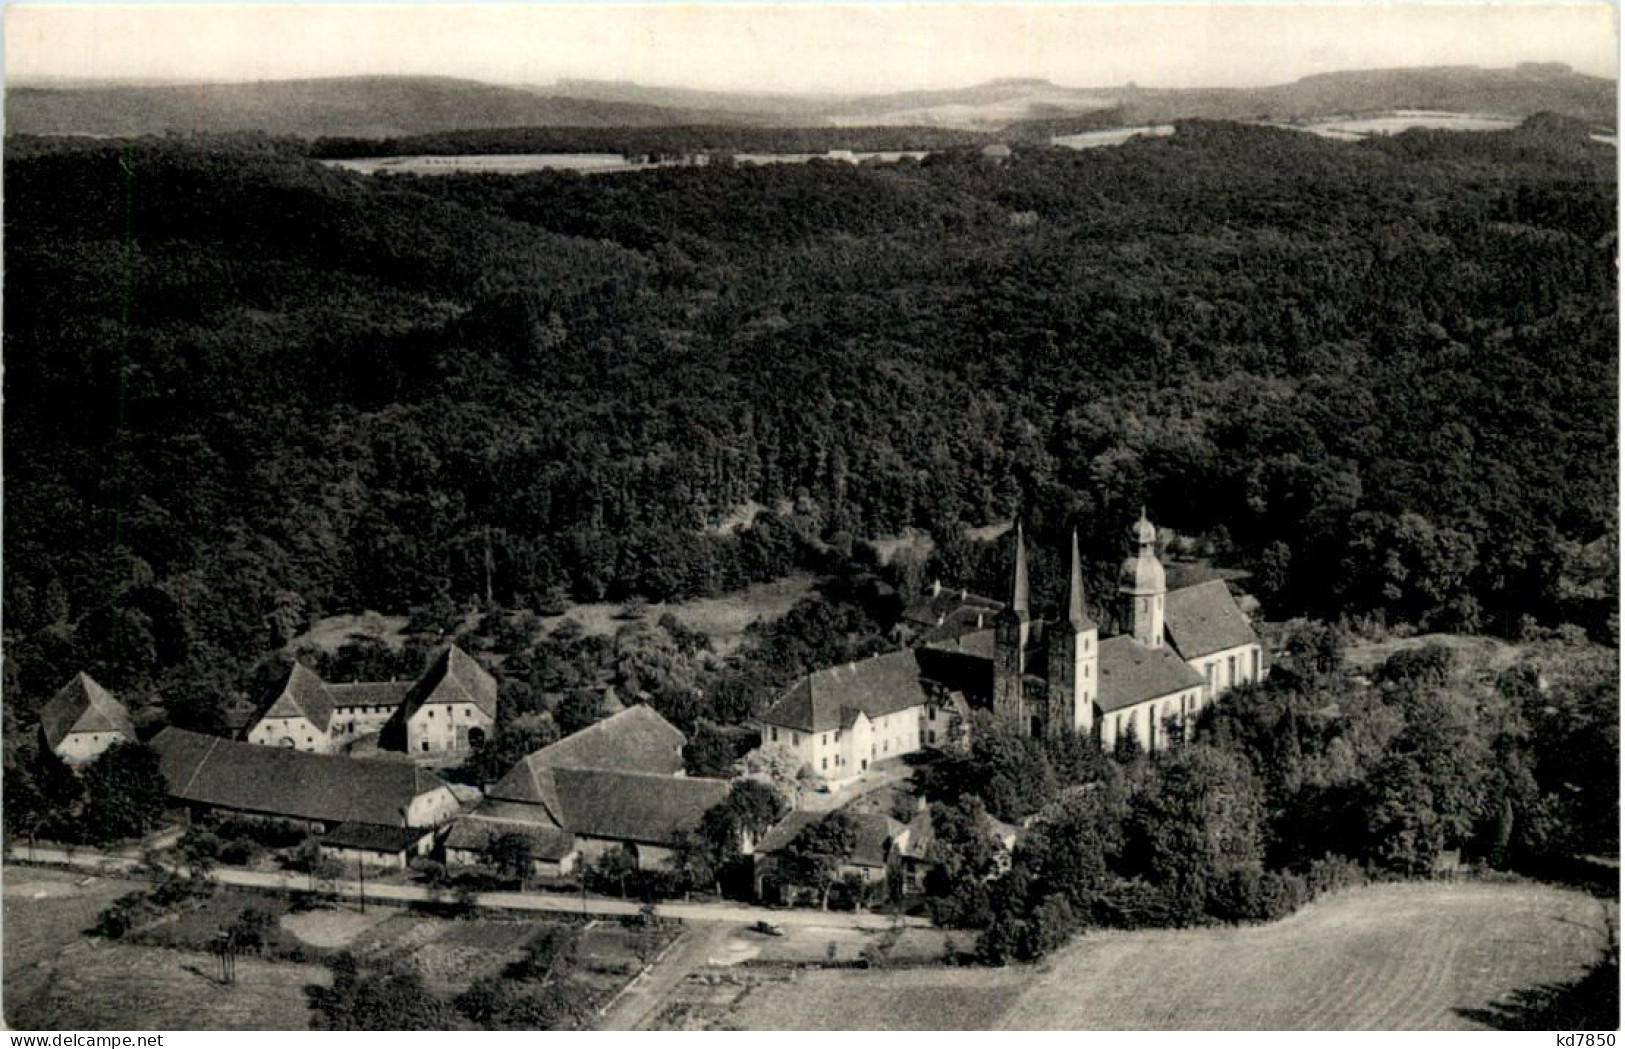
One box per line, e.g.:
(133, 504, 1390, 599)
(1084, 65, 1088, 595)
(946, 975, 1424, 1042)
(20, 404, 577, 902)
(1120, 509, 1166, 649)
(992, 523, 1031, 727)
(1046, 530, 1099, 736)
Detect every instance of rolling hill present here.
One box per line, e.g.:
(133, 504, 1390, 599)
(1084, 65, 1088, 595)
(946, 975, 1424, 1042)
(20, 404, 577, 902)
(6, 63, 1614, 140)
(4, 75, 760, 138)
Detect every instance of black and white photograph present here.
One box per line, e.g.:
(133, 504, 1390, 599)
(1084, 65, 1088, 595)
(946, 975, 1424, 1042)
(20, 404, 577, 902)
(1, 1, 1619, 1033)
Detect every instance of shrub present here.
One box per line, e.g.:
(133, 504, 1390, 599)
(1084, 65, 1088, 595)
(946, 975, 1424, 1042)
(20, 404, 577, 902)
(96, 892, 153, 939)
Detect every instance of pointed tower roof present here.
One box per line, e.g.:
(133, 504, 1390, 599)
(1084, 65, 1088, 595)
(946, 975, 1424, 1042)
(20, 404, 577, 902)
(1064, 530, 1097, 630)
(1132, 507, 1157, 546)
(1007, 522, 1030, 615)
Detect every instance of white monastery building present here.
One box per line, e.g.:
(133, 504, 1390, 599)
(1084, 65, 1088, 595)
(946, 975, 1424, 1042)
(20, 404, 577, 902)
(756, 512, 1265, 782)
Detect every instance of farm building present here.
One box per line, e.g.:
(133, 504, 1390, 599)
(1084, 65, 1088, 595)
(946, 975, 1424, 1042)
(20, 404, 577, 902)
(445, 705, 728, 875)
(320, 820, 437, 869)
(150, 727, 461, 842)
(753, 810, 911, 901)
(38, 672, 135, 765)
(895, 805, 1020, 892)
(756, 513, 1266, 780)
(378, 645, 498, 756)
(245, 644, 494, 760)
(443, 801, 581, 877)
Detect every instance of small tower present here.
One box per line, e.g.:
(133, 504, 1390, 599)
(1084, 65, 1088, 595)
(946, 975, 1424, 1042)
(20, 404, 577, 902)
(1120, 509, 1166, 649)
(1046, 530, 1100, 737)
(992, 523, 1031, 727)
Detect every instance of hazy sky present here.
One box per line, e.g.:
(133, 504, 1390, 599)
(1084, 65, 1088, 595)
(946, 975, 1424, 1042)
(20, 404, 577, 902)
(6, 3, 1618, 94)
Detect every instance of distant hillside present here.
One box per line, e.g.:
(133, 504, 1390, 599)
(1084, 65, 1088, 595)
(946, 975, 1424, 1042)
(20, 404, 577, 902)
(1015, 64, 1617, 136)
(8, 64, 1613, 139)
(563, 65, 1617, 133)
(4, 76, 761, 138)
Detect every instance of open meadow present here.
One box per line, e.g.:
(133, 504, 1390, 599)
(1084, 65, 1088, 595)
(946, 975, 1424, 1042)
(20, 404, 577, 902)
(3, 867, 668, 1029)
(717, 882, 1615, 1031)
(4, 868, 327, 1030)
(547, 573, 818, 658)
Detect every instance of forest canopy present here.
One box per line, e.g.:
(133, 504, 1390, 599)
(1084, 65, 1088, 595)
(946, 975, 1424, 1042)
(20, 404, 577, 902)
(2, 117, 1616, 728)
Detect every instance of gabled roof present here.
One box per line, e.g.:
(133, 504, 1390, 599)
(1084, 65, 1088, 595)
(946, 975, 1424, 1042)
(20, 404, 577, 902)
(39, 672, 135, 748)
(536, 704, 685, 774)
(756, 810, 906, 868)
(399, 645, 498, 721)
(259, 663, 336, 733)
(327, 681, 414, 708)
(760, 650, 932, 734)
(150, 727, 452, 827)
(485, 757, 565, 821)
(443, 806, 577, 861)
(1097, 636, 1205, 713)
(1164, 580, 1260, 660)
(488, 706, 685, 810)
(552, 768, 728, 846)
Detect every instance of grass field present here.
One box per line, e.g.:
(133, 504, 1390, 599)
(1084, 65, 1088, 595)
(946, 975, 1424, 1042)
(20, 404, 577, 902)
(4, 868, 667, 1029)
(1343, 632, 1526, 674)
(4, 869, 326, 1030)
(719, 882, 1615, 1031)
(550, 573, 817, 658)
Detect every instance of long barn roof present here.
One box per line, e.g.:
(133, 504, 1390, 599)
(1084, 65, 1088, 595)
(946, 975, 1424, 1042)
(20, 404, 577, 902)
(151, 727, 449, 827)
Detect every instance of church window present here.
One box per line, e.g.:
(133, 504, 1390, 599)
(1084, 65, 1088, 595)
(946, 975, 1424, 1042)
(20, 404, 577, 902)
(792, 733, 800, 746)
(1228, 655, 1237, 685)
(1252, 649, 1261, 680)
(771, 727, 778, 742)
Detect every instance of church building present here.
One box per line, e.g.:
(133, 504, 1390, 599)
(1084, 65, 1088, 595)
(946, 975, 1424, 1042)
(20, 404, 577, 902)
(755, 512, 1266, 782)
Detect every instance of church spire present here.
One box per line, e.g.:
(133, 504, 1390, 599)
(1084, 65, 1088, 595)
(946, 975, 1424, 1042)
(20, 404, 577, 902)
(1065, 529, 1095, 629)
(1009, 522, 1030, 614)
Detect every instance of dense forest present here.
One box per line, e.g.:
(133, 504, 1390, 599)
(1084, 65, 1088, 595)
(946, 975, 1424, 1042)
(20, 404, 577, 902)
(3, 116, 1616, 736)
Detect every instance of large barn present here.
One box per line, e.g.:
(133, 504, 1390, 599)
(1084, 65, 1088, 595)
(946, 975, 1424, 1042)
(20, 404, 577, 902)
(444, 705, 728, 877)
(151, 727, 462, 864)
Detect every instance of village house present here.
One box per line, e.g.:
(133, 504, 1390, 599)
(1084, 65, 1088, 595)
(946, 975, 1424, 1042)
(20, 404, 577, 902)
(895, 805, 1021, 892)
(151, 726, 462, 866)
(38, 672, 135, 765)
(444, 705, 729, 877)
(245, 644, 495, 760)
(752, 809, 910, 902)
(755, 513, 1265, 780)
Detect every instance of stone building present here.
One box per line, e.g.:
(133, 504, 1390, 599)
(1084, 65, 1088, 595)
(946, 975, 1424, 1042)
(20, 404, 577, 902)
(756, 512, 1266, 780)
(246, 644, 495, 760)
(39, 672, 135, 765)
